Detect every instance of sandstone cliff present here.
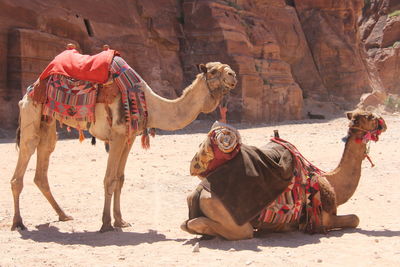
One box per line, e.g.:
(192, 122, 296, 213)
(360, 0, 400, 95)
(0, 0, 397, 128)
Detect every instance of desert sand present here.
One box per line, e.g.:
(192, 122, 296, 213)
(0, 114, 399, 267)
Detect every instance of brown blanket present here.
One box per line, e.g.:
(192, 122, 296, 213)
(204, 142, 294, 225)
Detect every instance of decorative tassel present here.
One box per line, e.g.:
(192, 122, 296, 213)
(365, 154, 375, 168)
(219, 104, 228, 123)
(79, 129, 85, 143)
(141, 129, 150, 150)
(67, 126, 71, 133)
(150, 128, 156, 137)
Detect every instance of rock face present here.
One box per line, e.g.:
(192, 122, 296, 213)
(0, 0, 397, 128)
(360, 0, 400, 95)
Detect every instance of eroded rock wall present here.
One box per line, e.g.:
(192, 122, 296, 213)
(0, 0, 396, 128)
(360, 0, 400, 95)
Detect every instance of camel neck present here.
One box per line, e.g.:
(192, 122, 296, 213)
(144, 77, 217, 131)
(324, 136, 367, 206)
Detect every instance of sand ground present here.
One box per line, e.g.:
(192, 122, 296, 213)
(0, 115, 399, 267)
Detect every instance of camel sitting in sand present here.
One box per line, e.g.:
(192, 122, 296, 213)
(181, 110, 387, 240)
(10, 46, 237, 232)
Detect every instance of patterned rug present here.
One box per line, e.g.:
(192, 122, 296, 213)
(258, 137, 323, 233)
(110, 56, 148, 137)
(42, 75, 97, 122)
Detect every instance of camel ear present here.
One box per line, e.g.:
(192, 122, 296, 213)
(346, 111, 353, 120)
(198, 64, 208, 74)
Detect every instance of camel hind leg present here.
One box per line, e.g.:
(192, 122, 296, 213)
(100, 130, 127, 232)
(11, 95, 41, 230)
(184, 189, 254, 241)
(33, 118, 72, 222)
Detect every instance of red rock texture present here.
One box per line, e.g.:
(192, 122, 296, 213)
(360, 0, 400, 95)
(0, 0, 397, 128)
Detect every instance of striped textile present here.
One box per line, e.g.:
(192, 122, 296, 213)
(42, 75, 97, 122)
(258, 137, 323, 233)
(110, 56, 148, 137)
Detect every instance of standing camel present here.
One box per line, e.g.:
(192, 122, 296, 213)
(11, 49, 237, 232)
(182, 110, 387, 240)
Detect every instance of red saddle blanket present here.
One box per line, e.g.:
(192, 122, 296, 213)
(39, 48, 117, 83)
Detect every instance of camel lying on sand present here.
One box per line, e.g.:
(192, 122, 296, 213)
(181, 110, 387, 240)
(11, 46, 237, 232)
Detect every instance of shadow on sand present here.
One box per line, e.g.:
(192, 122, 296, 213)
(182, 228, 400, 252)
(17, 223, 186, 247)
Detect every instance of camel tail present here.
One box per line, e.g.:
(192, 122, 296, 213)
(15, 116, 21, 150)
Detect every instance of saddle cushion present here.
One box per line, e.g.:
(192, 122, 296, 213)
(39, 49, 117, 83)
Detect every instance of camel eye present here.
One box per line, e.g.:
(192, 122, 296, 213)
(210, 69, 217, 75)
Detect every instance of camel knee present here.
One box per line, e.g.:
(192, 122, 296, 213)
(11, 178, 23, 194)
(104, 178, 118, 196)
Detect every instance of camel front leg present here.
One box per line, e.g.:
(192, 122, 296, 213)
(11, 96, 41, 230)
(34, 119, 72, 222)
(100, 131, 126, 232)
(322, 211, 360, 231)
(113, 137, 135, 228)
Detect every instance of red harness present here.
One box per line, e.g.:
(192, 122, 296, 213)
(352, 119, 384, 167)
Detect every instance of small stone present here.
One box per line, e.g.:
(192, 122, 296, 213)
(317, 259, 323, 263)
(375, 239, 379, 243)
(229, 248, 236, 252)
(192, 242, 200, 252)
(246, 260, 253, 265)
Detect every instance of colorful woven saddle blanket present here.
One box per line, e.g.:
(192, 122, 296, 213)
(27, 52, 148, 138)
(257, 138, 323, 233)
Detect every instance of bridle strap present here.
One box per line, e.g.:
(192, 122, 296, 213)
(204, 73, 229, 97)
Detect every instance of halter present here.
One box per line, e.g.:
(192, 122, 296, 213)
(349, 118, 384, 144)
(348, 118, 385, 167)
(204, 72, 232, 98)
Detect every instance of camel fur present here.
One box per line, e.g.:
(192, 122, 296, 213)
(181, 110, 387, 240)
(11, 60, 237, 232)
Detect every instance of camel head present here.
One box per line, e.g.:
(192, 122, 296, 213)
(197, 62, 237, 113)
(346, 109, 387, 142)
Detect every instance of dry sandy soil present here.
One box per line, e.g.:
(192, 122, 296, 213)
(0, 114, 399, 266)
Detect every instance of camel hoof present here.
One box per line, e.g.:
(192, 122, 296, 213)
(99, 225, 115, 233)
(114, 220, 131, 228)
(59, 215, 74, 222)
(11, 222, 27, 231)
